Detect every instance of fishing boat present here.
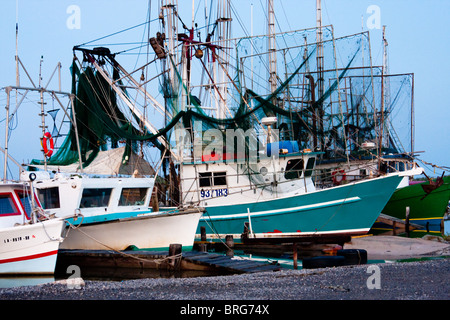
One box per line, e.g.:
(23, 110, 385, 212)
(0, 179, 66, 275)
(306, 22, 450, 234)
(181, 148, 410, 240)
(1, 50, 203, 253)
(23, 171, 203, 251)
(375, 175, 450, 235)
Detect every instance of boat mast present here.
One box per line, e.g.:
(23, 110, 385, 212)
(161, 0, 179, 111)
(38, 56, 49, 171)
(316, 0, 324, 152)
(3, 87, 11, 181)
(378, 25, 387, 167)
(267, 0, 277, 101)
(216, 0, 231, 119)
(382, 25, 391, 150)
(15, 0, 19, 87)
(161, 0, 183, 205)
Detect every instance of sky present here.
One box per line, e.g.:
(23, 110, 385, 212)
(0, 0, 449, 180)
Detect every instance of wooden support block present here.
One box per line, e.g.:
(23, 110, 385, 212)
(169, 243, 182, 269)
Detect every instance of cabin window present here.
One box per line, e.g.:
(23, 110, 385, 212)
(80, 188, 112, 208)
(0, 194, 19, 216)
(284, 159, 304, 180)
(119, 188, 148, 206)
(388, 161, 395, 173)
(199, 171, 227, 187)
(304, 158, 315, 177)
(16, 191, 34, 218)
(37, 187, 60, 209)
(213, 172, 227, 186)
(199, 172, 212, 187)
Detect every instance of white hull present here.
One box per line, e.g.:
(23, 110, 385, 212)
(0, 219, 65, 275)
(61, 209, 203, 251)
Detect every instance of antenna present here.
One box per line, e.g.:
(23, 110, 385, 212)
(15, 0, 19, 86)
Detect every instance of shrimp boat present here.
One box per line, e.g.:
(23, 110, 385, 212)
(1, 52, 203, 254)
(181, 148, 408, 240)
(306, 23, 450, 235)
(26, 171, 203, 251)
(0, 179, 66, 275)
(377, 175, 450, 235)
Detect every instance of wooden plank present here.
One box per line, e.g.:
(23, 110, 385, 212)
(183, 251, 281, 273)
(239, 264, 281, 273)
(215, 259, 264, 268)
(184, 253, 224, 261)
(377, 213, 422, 230)
(186, 256, 234, 266)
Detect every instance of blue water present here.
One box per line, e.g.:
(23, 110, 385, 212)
(0, 276, 55, 288)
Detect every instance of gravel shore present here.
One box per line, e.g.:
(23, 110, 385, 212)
(1, 257, 448, 301)
(1, 257, 447, 318)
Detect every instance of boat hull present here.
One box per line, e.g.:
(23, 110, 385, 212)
(61, 209, 203, 251)
(0, 219, 65, 275)
(378, 177, 450, 234)
(198, 175, 403, 239)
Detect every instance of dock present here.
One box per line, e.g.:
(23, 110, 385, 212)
(55, 245, 282, 278)
(374, 213, 423, 235)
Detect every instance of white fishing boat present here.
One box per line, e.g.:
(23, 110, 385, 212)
(0, 50, 203, 253)
(0, 180, 66, 275)
(27, 172, 203, 251)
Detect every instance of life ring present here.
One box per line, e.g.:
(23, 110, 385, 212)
(41, 132, 54, 158)
(332, 169, 346, 185)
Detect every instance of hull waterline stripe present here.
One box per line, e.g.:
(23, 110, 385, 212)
(201, 196, 361, 221)
(0, 250, 58, 264)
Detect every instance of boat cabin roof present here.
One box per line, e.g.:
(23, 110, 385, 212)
(181, 150, 322, 165)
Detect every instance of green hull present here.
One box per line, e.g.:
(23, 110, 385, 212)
(380, 176, 450, 232)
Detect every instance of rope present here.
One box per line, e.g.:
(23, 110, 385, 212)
(64, 214, 184, 265)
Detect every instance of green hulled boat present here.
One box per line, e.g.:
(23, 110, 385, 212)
(374, 176, 450, 236)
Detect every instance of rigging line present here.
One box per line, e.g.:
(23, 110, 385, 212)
(132, 2, 152, 72)
(77, 18, 159, 47)
(230, 1, 271, 76)
(271, 0, 298, 66)
(81, 42, 148, 47)
(115, 43, 150, 56)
